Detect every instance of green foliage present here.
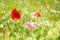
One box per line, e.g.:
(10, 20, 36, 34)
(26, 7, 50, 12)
(0, 0, 60, 40)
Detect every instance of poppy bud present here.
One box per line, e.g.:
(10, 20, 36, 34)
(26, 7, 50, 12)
(4, 29, 9, 35)
(34, 12, 41, 17)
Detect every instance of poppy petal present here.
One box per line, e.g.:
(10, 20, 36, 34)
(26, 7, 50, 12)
(11, 9, 21, 20)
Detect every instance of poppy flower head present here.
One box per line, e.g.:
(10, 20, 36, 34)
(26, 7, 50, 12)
(11, 9, 21, 20)
(34, 12, 41, 17)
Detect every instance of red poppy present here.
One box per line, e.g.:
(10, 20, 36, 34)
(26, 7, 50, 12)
(11, 9, 21, 20)
(34, 12, 41, 17)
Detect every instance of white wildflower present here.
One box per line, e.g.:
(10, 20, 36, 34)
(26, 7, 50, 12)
(30, 12, 35, 18)
(51, 10, 60, 14)
(40, 20, 51, 27)
(0, 24, 4, 28)
(44, 20, 51, 26)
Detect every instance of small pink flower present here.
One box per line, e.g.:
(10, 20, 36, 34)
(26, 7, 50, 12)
(25, 21, 36, 30)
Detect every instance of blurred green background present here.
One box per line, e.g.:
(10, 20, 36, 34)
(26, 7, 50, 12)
(0, 0, 60, 40)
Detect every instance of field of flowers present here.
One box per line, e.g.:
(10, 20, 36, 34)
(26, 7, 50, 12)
(0, 0, 60, 40)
